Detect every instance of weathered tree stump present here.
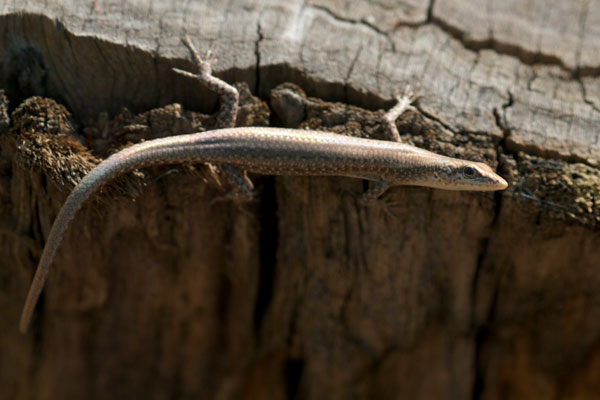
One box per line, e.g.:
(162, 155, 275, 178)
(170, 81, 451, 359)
(0, 1, 599, 399)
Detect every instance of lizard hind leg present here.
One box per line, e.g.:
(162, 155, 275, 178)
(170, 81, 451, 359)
(172, 35, 239, 129)
(359, 181, 410, 218)
(209, 164, 255, 204)
(360, 180, 392, 204)
(173, 36, 249, 204)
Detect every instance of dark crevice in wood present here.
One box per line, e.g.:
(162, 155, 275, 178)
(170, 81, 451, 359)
(253, 176, 278, 333)
(426, 0, 435, 24)
(472, 315, 491, 400)
(342, 44, 363, 105)
(470, 114, 506, 400)
(476, 270, 500, 398)
(578, 78, 600, 114)
(254, 23, 263, 96)
(493, 92, 512, 181)
(471, 248, 487, 400)
(471, 238, 501, 400)
(284, 357, 304, 399)
(413, 103, 459, 136)
(525, 70, 538, 92)
(471, 183, 504, 398)
(2, 45, 48, 112)
(494, 90, 513, 147)
(576, 65, 600, 78)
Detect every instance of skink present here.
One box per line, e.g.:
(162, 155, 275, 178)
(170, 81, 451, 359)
(19, 37, 507, 333)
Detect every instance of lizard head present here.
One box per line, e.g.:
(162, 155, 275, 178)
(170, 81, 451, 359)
(421, 158, 508, 191)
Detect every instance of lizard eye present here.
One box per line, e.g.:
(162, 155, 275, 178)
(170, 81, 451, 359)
(462, 166, 476, 178)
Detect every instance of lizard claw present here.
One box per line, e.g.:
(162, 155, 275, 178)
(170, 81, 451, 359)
(204, 43, 218, 66)
(394, 85, 418, 106)
(182, 35, 214, 75)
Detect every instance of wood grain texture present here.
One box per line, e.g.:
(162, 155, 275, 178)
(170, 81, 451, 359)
(0, 0, 599, 399)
